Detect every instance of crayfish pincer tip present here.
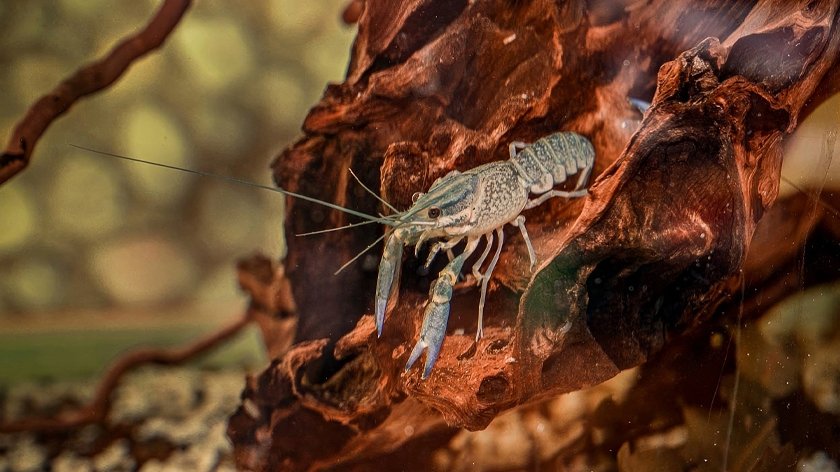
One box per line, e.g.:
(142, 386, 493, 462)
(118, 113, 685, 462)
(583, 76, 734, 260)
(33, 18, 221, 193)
(422, 362, 435, 379)
(375, 300, 387, 337)
(405, 337, 445, 378)
(406, 339, 427, 372)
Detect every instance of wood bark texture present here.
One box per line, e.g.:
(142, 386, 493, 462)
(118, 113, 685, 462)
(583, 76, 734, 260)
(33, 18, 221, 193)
(228, 0, 840, 470)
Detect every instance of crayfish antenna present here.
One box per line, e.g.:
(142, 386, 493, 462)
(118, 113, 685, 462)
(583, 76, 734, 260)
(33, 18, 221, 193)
(781, 176, 840, 220)
(296, 219, 380, 236)
(348, 168, 399, 214)
(334, 228, 396, 275)
(69, 144, 399, 226)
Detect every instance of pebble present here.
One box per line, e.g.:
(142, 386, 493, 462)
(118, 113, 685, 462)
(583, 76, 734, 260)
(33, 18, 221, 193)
(52, 453, 93, 472)
(6, 435, 46, 472)
(800, 451, 840, 472)
(92, 439, 134, 472)
(803, 344, 840, 414)
(446, 412, 533, 471)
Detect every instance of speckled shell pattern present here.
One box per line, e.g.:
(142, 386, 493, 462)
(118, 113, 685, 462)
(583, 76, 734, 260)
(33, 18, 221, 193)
(513, 132, 595, 194)
(462, 132, 595, 235)
(395, 132, 594, 241)
(460, 162, 530, 236)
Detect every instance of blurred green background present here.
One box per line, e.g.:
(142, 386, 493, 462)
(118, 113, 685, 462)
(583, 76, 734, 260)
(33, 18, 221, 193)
(0, 0, 356, 384)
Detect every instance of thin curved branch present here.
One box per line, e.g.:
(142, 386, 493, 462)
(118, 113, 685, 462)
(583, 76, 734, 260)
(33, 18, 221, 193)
(0, 311, 251, 434)
(0, 0, 192, 185)
(0, 253, 297, 434)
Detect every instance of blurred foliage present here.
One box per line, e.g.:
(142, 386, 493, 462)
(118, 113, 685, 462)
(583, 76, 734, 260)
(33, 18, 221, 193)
(0, 0, 354, 382)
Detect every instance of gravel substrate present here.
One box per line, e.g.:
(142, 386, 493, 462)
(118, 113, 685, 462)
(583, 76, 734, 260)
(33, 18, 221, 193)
(0, 366, 247, 472)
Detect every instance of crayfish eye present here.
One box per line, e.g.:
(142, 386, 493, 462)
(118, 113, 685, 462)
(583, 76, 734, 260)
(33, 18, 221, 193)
(428, 207, 441, 218)
(411, 192, 423, 203)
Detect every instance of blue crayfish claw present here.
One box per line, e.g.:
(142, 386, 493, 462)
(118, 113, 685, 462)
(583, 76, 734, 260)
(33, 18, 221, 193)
(405, 250, 468, 377)
(374, 232, 404, 336)
(406, 300, 451, 378)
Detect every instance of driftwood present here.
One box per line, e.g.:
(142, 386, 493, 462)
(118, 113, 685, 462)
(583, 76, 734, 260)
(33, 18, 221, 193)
(0, 0, 837, 468)
(228, 0, 840, 470)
